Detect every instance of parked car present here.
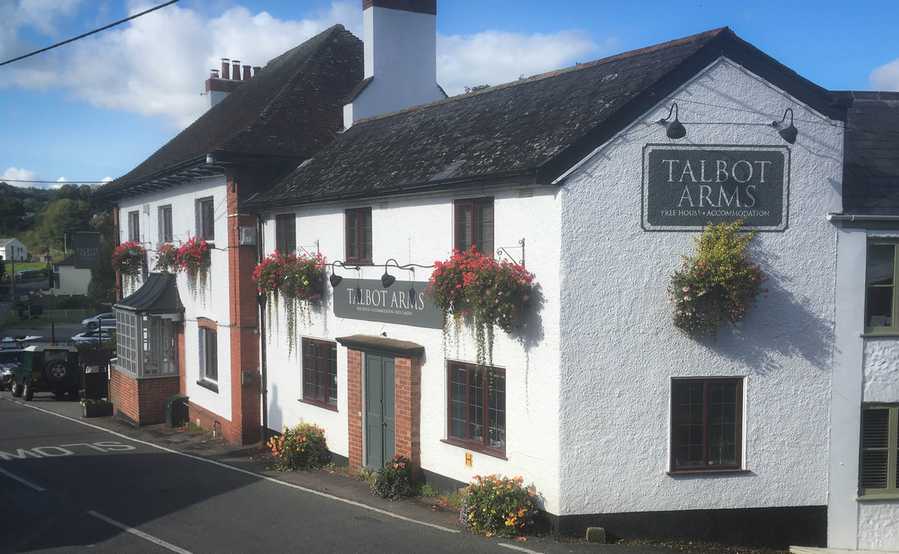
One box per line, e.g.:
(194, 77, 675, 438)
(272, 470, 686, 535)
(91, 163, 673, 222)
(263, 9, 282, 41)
(1, 336, 43, 350)
(81, 312, 115, 329)
(0, 349, 22, 390)
(10, 345, 81, 400)
(71, 328, 116, 346)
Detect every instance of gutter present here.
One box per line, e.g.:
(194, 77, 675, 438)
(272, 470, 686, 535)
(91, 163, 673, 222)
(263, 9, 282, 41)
(827, 213, 899, 223)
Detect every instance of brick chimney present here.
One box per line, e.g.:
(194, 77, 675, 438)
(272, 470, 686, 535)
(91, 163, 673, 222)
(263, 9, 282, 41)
(205, 57, 258, 109)
(343, 0, 445, 127)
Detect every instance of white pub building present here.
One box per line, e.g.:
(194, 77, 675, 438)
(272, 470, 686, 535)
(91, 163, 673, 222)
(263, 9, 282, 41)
(101, 1, 899, 550)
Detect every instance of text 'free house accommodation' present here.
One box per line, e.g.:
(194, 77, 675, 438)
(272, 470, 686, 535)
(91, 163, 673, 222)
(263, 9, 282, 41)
(98, 1, 899, 550)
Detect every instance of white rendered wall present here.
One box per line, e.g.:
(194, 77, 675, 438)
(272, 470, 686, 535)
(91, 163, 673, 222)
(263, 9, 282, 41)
(558, 58, 843, 516)
(117, 175, 232, 420)
(261, 185, 563, 513)
(347, 6, 444, 124)
(53, 266, 91, 296)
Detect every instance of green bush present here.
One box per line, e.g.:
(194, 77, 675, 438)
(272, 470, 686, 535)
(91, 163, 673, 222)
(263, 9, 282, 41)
(266, 423, 331, 471)
(459, 475, 539, 537)
(370, 455, 415, 500)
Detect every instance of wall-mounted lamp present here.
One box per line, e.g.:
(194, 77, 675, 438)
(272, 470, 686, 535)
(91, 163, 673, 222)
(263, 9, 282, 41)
(328, 261, 359, 288)
(658, 102, 686, 139)
(772, 108, 798, 144)
(381, 260, 397, 288)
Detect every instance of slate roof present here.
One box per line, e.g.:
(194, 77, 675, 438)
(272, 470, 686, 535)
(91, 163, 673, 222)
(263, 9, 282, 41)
(0, 238, 17, 247)
(836, 91, 899, 215)
(115, 273, 183, 314)
(248, 27, 842, 209)
(99, 25, 363, 200)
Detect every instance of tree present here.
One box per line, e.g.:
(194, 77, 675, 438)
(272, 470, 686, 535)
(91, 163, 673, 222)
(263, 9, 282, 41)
(32, 198, 92, 254)
(88, 211, 116, 304)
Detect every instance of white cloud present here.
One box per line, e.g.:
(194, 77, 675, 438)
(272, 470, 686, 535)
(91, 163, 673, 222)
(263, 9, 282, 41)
(871, 59, 899, 91)
(438, 30, 604, 95)
(101, 176, 113, 182)
(2, 166, 38, 182)
(2, 1, 611, 127)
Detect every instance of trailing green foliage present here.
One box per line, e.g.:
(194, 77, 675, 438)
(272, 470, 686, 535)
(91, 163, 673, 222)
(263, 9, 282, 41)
(669, 221, 765, 336)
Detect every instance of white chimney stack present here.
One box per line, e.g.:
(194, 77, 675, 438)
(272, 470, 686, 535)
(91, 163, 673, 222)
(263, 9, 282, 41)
(343, 0, 445, 127)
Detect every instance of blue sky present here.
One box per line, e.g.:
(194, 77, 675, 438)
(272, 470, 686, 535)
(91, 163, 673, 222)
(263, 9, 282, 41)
(1, 0, 896, 187)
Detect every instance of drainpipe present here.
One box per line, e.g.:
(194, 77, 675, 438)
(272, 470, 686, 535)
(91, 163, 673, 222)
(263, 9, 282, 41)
(256, 214, 268, 438)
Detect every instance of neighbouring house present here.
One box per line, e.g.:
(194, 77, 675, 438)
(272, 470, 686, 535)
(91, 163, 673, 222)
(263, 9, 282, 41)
(0, 238, 28, 262)
(99, 0, 899, 550)
(96, 24, 363, 444)
(51, 255, 92, 296)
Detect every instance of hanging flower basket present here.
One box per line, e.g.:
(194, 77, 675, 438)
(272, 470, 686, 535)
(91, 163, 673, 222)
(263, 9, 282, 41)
(429, 246, 534, 366)
(175, 237, 211, 298)
(669, 221, 765, 336)
(154, 242, 178, 273)
(253, 251, 326, 354)
(111, 241, 145, 289)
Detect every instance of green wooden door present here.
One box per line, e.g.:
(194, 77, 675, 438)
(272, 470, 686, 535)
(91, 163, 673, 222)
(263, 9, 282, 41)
(364, 353, 395, 470)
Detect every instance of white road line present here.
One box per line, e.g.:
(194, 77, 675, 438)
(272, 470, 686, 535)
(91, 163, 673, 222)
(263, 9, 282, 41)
(0, 465, 46, 492)
(88, 510, 192, 554)
(6, 398, 460, 534)
(498, 543, 543, 554)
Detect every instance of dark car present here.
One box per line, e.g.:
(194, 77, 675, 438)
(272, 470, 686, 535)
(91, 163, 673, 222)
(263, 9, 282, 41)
(0, 349, 22, 390)
(11, 345, 81, 400)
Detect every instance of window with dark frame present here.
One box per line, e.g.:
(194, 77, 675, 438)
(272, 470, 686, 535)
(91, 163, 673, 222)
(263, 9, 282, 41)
(860, 405, 899, 497)
(199, 327, 218, 383)
(158, 205, 173, 244)
(302, 338, 337, 408)
(865, 240, 899, 333)
(447, 361, 505, 456)
(454, 197, 494, 256)
(275, 213, 297, 254)
(345, 207, 372, 264)
(195, 197, 215, 241)
(670, 378, 743, 472)
(128, 211, 140, 242)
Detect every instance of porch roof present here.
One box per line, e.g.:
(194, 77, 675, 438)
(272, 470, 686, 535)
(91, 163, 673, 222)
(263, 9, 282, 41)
(115, 273, 184, 315)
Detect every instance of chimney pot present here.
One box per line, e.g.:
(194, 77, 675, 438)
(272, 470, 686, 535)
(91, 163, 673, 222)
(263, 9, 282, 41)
(242, 64, 252, 81)
(221, 58, 230, 80)
(253, 66, 262, 77)
(232, 60, 241, 80)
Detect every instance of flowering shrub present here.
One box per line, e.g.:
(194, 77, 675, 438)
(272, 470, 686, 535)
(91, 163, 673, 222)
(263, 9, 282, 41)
(430, 247, 534, 365)
(370, 455, 415, 500)
(266, 423, 331, 471)
(669, 221, 765, 336)
(175, 237, 211, 297)
(154, 242, 178, 273)
(111, 241, 145, 277)
(460, 475, 539, 537)
(253, 251, 326, 354)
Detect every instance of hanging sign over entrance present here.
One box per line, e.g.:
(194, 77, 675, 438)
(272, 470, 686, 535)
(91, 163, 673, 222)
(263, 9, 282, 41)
(642, 144, 789, 231)
(332, 279, 443, 329)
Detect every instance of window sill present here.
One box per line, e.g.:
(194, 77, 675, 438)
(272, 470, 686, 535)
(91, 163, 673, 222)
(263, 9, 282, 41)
(667, 468, 750, 477)
(196, 379, 218, 393)
(858, 492, 899, 502)
(298, 398, 338, 412)
(861, 331, 899, 338)
(441, 438, 507, 460)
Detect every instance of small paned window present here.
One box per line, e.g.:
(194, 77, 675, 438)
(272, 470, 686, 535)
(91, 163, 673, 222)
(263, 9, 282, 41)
(454, 197, 494, 256)
(345, 208, 372, 264)
(195, 197, 215, 241)
(128, 211, 140, 242)
(158, 205, 173, 244)
(199, 327, 218, 383)
(275, 214, 296, 254)
(860, 405, 899, 497)
(302, 338, 337, 408)
(447, 361, 505, 456)
(670, 378, 743, 472)
(866, 241, 899, 333)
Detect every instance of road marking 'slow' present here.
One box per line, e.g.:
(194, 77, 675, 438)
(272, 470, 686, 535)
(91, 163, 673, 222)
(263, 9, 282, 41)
(498, 543, 544, 554)
(0, 465, 46, 492)
(88, 510, 192, 554)
(8, 399, 460, 534)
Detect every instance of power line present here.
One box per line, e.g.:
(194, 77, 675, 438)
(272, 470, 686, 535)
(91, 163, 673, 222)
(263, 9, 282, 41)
(2, 179, 108, 184)
(0, 1, 179, 67)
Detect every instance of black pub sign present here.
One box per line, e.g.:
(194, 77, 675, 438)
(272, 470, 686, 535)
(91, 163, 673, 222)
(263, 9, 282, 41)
(70, 231, 101, 269)
(642, 144, 789, 231)
(332, 279, 443, 329)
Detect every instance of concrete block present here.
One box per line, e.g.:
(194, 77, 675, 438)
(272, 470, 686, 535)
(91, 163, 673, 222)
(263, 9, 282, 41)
(585, 527, 606, 544)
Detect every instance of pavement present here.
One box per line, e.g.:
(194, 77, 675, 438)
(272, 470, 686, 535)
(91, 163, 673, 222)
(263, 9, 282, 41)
(0, 394, 672, 554)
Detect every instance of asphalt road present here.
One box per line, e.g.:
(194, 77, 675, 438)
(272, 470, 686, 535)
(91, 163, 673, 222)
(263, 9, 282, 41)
(0, 398, 560, 554)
